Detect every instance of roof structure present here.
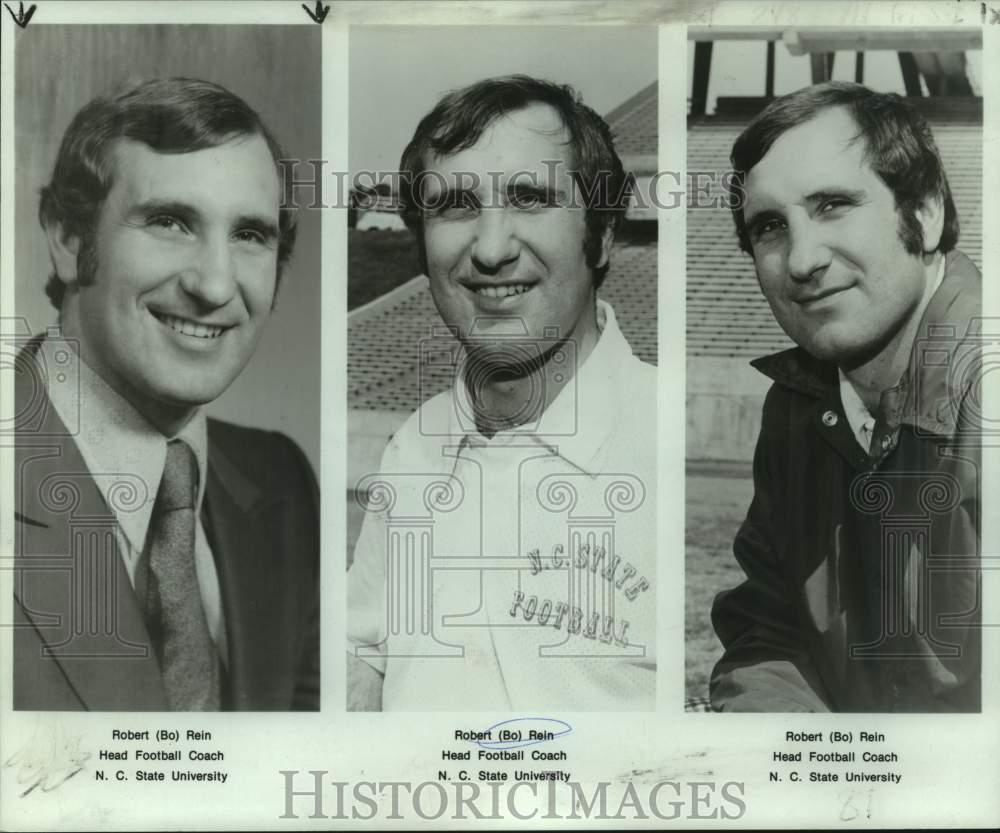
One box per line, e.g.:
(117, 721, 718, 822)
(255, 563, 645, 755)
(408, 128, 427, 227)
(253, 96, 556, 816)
(606, 80, 658, 172)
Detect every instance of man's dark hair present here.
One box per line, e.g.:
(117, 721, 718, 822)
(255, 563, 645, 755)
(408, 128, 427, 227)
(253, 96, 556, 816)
(39, 76, 298, 309)
(729, 81, 959, 257)
(398, 75, 631, 288)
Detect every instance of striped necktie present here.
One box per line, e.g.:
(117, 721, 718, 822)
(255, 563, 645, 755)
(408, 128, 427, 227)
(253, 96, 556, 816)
(144, 439, 220, 710)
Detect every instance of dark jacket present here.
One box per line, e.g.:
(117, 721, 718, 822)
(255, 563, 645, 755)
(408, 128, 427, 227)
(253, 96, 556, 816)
(711, 250, 982, 712)
(13, 338, 320, 710)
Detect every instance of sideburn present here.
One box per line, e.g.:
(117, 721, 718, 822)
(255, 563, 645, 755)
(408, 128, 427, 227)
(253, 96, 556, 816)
(75, 231, 100, 287)
(895, 204, 925, 256)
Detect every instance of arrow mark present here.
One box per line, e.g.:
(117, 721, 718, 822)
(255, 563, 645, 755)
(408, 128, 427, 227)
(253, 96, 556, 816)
(303, 0, 330, 24)
(4, 0, 37, 28)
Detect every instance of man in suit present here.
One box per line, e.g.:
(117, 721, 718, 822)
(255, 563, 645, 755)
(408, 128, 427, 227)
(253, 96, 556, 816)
(13, 77, 319, 711)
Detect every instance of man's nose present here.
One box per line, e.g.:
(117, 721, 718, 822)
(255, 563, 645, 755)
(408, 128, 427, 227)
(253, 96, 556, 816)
(179, 236, 238, 306)
(786, 219, 832, 282)
(470, 207, 519, 273)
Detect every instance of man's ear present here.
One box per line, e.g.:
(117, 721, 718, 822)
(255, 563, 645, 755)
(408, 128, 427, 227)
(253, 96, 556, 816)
(43, 222, 82, 285)
(915, 193, 945, 255)
(594, 225, 614, 270)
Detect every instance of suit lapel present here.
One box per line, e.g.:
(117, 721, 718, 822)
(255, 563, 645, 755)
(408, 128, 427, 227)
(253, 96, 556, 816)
(203, 435, 283, 709)
(15, 345, 167, 709)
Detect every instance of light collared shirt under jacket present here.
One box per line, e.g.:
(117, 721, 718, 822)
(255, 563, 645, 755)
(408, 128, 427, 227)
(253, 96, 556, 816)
(711, 250, 982, 712)
(42, 334, 228, 659)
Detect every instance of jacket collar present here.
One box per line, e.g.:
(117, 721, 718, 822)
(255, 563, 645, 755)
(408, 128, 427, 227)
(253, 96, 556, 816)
(14, 338, 169, 709)
(14, 338, 270, 709)
(750, 250, 982, 439)
(37, 333, 210, 556)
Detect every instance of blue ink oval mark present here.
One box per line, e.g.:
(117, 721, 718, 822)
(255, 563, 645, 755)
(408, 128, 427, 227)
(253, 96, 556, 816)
(467, 717, 573, 750)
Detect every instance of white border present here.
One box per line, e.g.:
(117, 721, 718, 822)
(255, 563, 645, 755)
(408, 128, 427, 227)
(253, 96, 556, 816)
(0, 1, 997, 830)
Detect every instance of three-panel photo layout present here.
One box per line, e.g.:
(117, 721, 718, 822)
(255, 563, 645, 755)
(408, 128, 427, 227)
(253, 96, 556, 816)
(10, 22, 984, 720)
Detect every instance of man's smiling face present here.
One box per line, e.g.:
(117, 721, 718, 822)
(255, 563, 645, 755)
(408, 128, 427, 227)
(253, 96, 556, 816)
(743, 106, 938, 367)
(57, 135, 281, 428)
(420, 103, 608, 370)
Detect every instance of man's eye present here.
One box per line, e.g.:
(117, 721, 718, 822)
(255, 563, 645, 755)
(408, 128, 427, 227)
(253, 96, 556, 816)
(752, 219, 784, 240)
(435, 193, 479, 219)
(820, 198, 851, 214)
(234, 229, 266, 245)
(147, 215, 187, 233)
(508, 191, 549, 210)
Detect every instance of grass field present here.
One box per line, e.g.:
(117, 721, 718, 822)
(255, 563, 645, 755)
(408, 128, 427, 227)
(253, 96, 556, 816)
(684, 473, 754, 701)
(348, 229, 420, 310)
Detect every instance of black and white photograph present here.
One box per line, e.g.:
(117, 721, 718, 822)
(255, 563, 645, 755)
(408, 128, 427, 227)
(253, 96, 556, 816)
(0, 2, 998, 830)
(10, 24, 321, 711)
(684, 27, 984, 713)
(345, 25, 659, 711)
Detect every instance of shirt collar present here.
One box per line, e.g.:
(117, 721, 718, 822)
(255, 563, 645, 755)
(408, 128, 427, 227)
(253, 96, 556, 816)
(837, 256, 946, 451)
(838, 369, 876, 452)
(753, 250, 982, 440)
(41, 333, 209, 553)
(448, 300, 637, 474)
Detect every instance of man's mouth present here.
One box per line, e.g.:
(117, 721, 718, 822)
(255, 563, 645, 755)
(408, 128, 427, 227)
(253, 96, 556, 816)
(468, 283, 534, 299)
(796, 285, 852, 307)
(152, 312, 228, 339)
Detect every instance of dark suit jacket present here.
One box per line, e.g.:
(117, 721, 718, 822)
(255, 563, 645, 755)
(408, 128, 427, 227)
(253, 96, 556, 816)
(12, 340, 320, 710)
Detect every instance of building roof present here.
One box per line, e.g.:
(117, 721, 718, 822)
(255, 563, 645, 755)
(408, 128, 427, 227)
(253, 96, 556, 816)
(606, 80, 657, 167)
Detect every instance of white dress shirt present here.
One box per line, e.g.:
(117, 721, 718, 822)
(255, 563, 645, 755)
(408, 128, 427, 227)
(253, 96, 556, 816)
(42, 335, 228, 660)
(838, 257, 946, 453)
